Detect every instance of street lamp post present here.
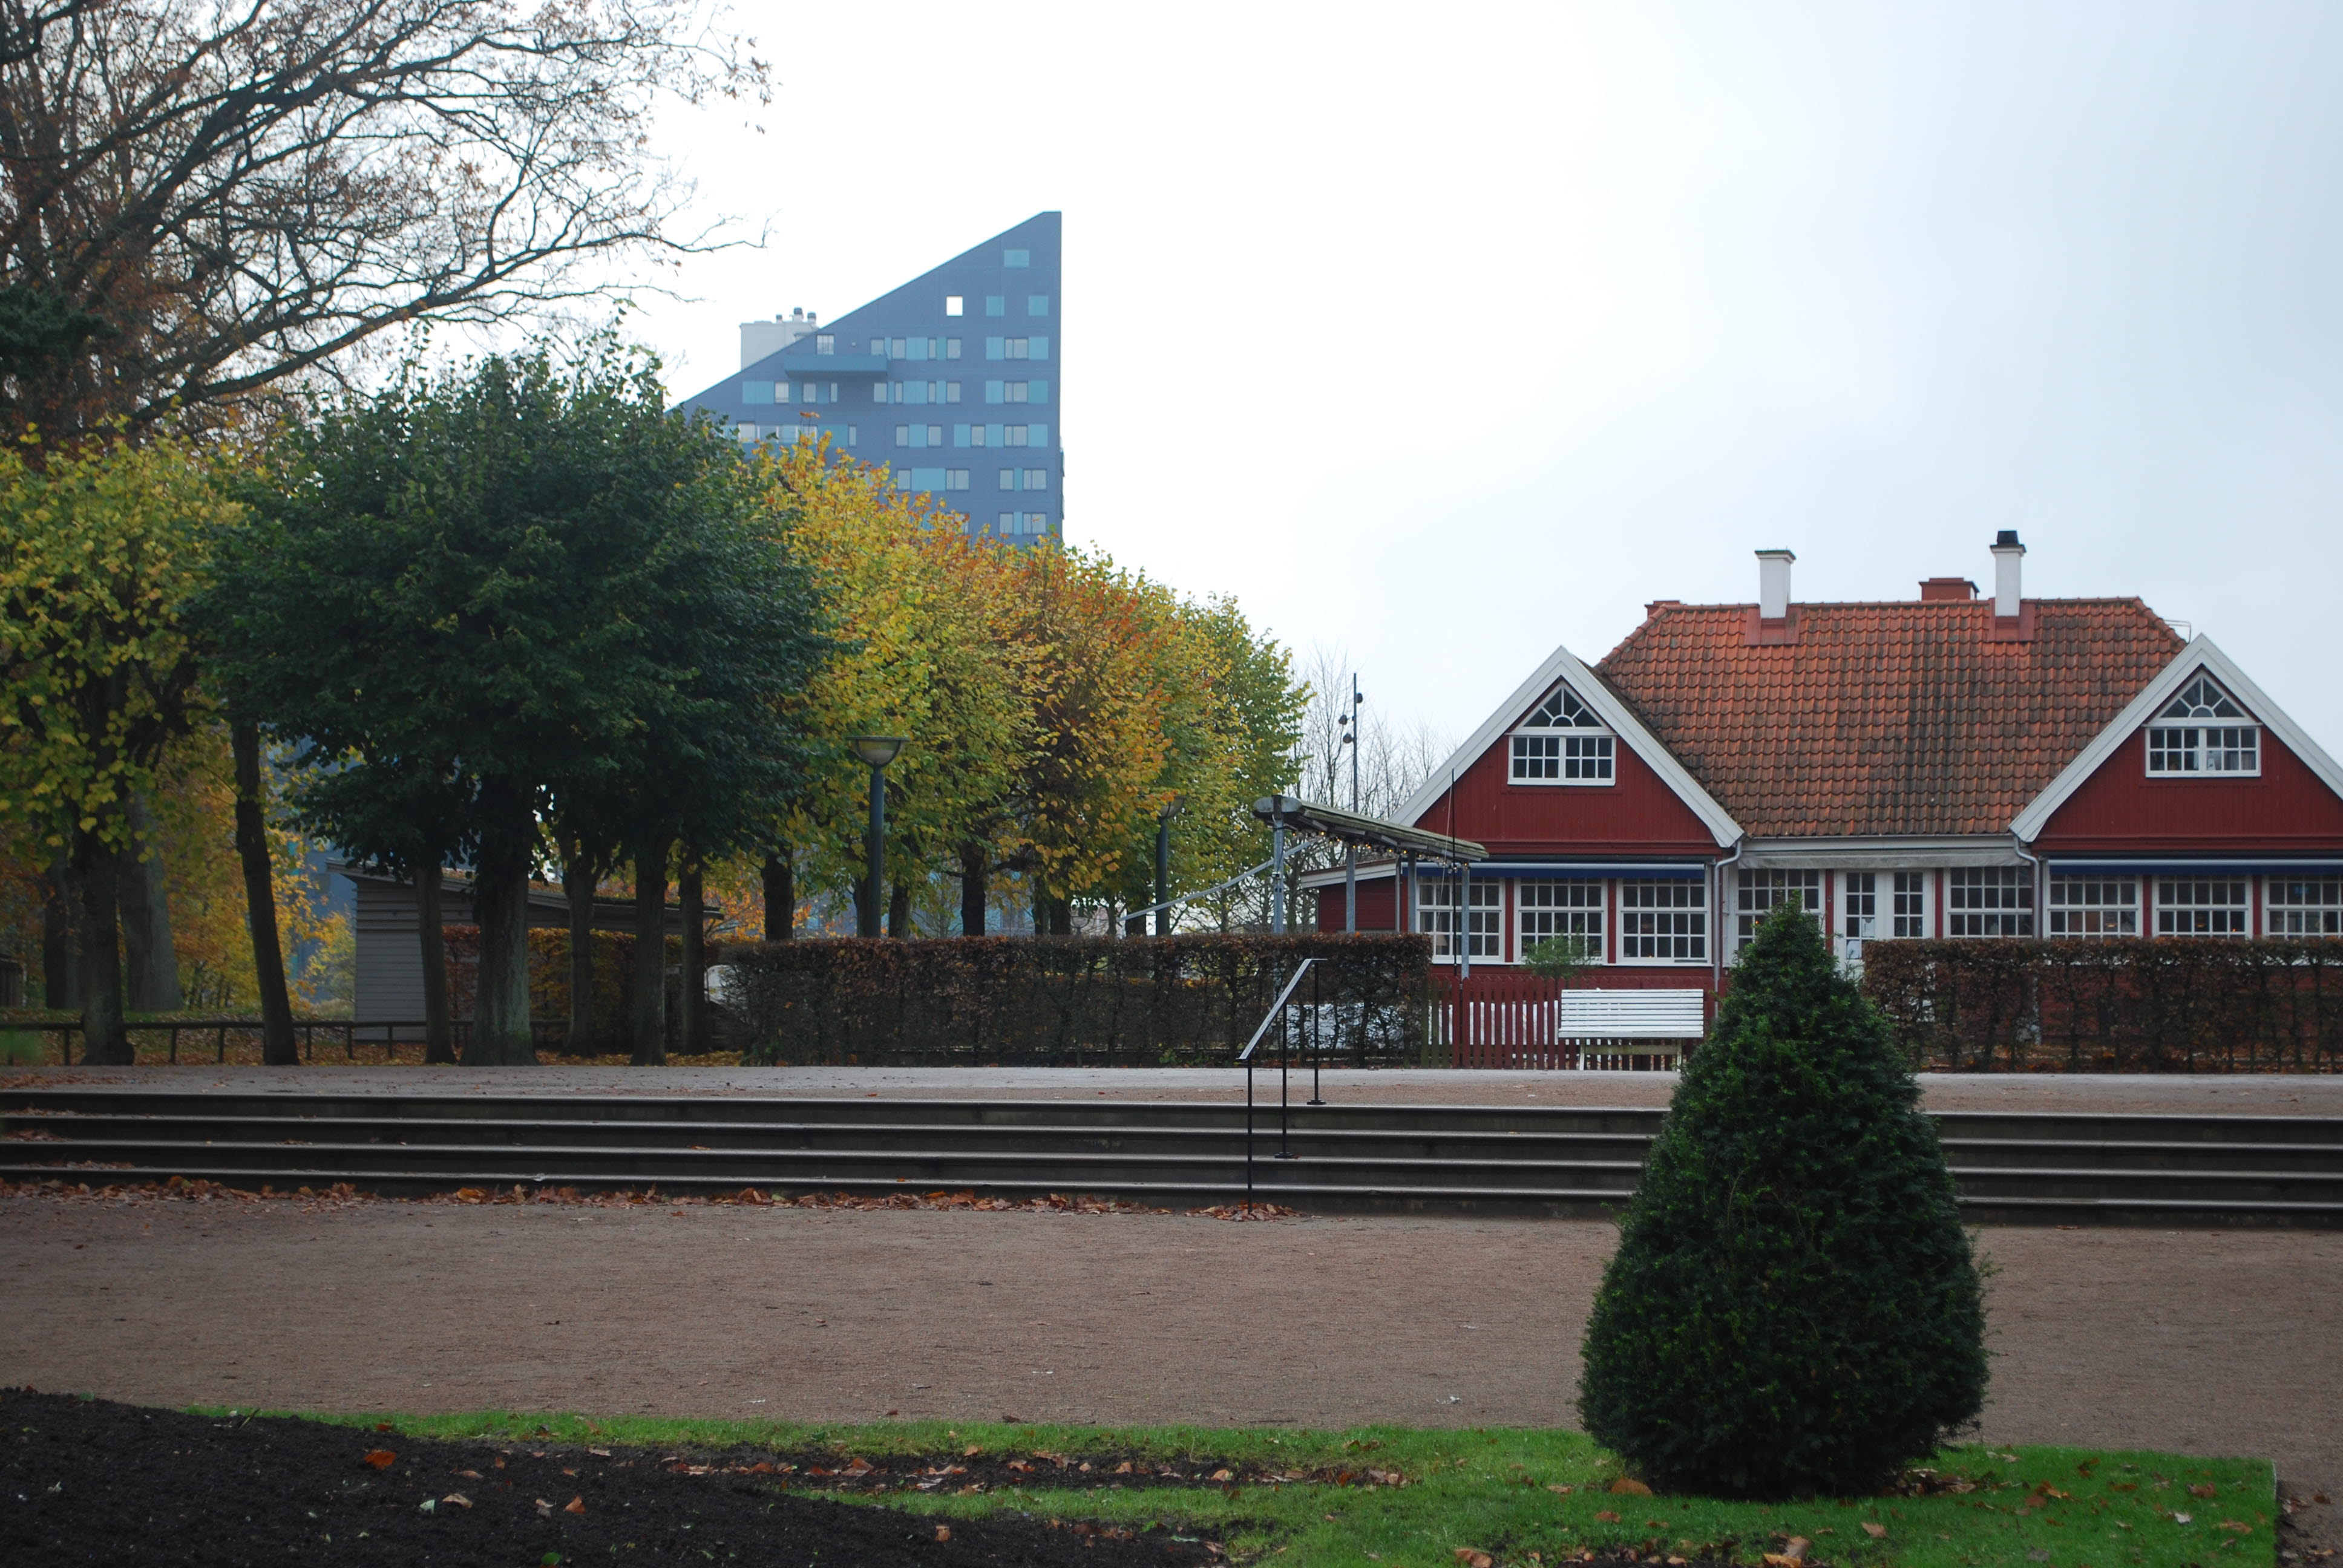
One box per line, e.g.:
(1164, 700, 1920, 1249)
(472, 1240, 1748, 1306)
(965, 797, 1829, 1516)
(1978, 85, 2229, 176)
(1155, 795, 1186, 937)
(849, 736, 906, 938)
(1340, 675, 1362, 933)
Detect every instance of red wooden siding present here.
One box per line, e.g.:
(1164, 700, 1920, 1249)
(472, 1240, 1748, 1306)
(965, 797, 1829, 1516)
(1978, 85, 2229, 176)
(1409, 717, 1717, 855)
(1312, 878, 1401, 933)
(2036, 729, 2343, 854)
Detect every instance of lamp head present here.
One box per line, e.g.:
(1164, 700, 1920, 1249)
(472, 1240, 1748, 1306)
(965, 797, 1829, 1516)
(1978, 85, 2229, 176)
(1161, 794, 1188, 821)
(850, 735, 907, 768)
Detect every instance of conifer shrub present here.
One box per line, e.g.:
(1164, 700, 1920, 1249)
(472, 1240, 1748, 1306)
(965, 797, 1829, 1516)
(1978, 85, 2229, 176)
(1576, 900, 1987, 1498)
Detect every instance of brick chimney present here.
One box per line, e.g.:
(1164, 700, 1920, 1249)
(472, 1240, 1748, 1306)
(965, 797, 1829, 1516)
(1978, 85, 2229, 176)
(1919, 577, 1977, 602)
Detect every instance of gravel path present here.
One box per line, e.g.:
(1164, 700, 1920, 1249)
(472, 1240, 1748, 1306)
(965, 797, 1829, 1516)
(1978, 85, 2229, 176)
(12, 1062, 2343, 1117)
(2, 1191, 2336, 1549)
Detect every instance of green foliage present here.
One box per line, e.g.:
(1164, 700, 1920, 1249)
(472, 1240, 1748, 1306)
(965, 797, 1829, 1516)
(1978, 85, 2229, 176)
(1577, 900, 1987, 1498)
(1520, 934, 1593, 983)
(0, 1028, 41, 1064)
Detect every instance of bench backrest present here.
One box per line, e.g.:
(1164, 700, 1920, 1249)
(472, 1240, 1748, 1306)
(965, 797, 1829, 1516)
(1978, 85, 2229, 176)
(1558, 988, 1707, 1040)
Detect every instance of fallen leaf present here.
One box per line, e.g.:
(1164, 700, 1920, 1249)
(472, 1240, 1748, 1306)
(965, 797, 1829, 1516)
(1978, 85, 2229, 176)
(2220, 1521, 2250, 1533)
(588, 1448, 611, 1459)
(457, 1469, 482, 1480)
(1594, 1509, 1620, 1523)
(1861, 1521, 1887, 1538)
(1450, 1550, 1493, 1568)
(934, 1525, 952, 1543)
(1761, 1557, 1799, 1567)
(2190, 1483, 2219, 1499)
(1610, 1477, 1653, 1495)
(844, 1457, 874, 1475)
(564, 1496, 585, 1515)
(362, 1450, 396, 1469)
(417, 1497, 436, 1514)
(2316, 1492, 2332, 1505)
(441, 1493, 473, 1509)
(1545, 1483, 1573, 1494)
(1115, 1462, 1133, 1475)
(1211, 1468, 1234, 1482)
(1784, 1538, 1811, 1560)
(373, 1422, 395, 1433)
(964, 1445, 982, 1457)
(2174, 1512, 2194, 1524)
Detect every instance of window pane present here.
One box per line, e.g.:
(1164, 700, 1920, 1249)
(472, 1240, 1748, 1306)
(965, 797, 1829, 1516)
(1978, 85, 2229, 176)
(1735, 869, 1822, 950)
(1416, 877, 1501, 959)
(999, 468, 1017, 491)
(1023, 469, 1047, 491)
(946, 338, 962, 359)
(1028, 294, 1050, 316)
(1619, 880, 1705, 961)
(945, 295, 964, 316)
(2156, 878, 2249, 938)
(946, 382, 962, 403)
(1519, 881, 1602, 959)
(1946, 867, 2034, 938)
(1892, 872, 1927, 938)
(2269, 878, 2343, 938)
(2048, 878, 2138, 938)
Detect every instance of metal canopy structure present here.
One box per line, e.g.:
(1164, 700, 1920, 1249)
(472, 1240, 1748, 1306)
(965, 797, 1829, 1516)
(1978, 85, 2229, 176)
(1250, 795, 1485, 864)
(1250, 795, 1487, 946)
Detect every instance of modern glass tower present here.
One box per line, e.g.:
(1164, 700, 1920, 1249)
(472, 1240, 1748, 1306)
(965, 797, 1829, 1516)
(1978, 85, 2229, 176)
(680, 212, 1063, 543)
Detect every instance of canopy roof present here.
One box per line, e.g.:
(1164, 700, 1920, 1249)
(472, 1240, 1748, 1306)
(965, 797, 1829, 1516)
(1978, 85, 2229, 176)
(1251, 795, 1486, 864)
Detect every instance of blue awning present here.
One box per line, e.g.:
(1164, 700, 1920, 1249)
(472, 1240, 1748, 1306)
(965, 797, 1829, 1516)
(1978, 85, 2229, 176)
(1416, 861, 1709, 881)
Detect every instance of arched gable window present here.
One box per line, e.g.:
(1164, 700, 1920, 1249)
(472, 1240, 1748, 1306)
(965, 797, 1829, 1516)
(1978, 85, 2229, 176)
(1510, 684, 1615, 785)
(2146, 674, 2259, 776)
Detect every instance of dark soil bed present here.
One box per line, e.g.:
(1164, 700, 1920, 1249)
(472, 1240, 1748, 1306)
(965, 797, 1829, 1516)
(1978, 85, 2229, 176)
(0, 1389, 1218, 1566)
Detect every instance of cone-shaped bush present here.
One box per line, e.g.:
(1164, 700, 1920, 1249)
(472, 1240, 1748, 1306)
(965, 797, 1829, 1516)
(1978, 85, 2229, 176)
(1576, 900, 1986, 1498)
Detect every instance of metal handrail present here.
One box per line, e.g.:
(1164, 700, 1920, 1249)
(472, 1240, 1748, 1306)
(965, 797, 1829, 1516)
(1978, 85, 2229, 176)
(1239, 958, 1319, 1210)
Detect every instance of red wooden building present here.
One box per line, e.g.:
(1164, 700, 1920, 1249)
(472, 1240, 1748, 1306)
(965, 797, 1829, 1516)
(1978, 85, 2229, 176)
(1310, 533, 2343, 1001)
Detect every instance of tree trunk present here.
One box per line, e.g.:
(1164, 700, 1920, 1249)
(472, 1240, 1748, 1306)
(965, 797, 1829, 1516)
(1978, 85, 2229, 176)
(418, 861, 454, 1065)
(231, 722, 298, 1066)
(631, 840, 669, 1066)
(42, 852, 75, 1009)
(678, 856, 706, 1055)
(1049, 897, 1072, 936)
(465, 785, 537, 1066)
(118, 794, 184, 1012)
(761, 849, 793, 941)
(959, 843, 987, 937)
(562, 850, 600, 1055)
(71, 831, 129, 1064)
(886, 878, 911, 939)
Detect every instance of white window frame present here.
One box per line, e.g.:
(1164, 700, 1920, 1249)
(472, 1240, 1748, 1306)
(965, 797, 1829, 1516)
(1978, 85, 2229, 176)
(1838, 871, 1880, 963)
(1946, 867, 2034, 938)
(1890, 871, 1929, 939)
(2267, 877, 2343, 939)
(1517, 880, 1604, 966)
(2146, 675, 2260, 777)
(2047, 877, 2140, 939)
(2155, 877, 2249, 938)
(1509, 684, 1616, 787)
(1417, 877, 1499, 962)
(1617, 880, 1706, 964)
(1735, 869, 1821, 953)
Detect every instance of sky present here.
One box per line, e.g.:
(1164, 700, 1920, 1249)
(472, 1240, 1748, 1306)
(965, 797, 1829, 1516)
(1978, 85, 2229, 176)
(615, 1, 2343, 763)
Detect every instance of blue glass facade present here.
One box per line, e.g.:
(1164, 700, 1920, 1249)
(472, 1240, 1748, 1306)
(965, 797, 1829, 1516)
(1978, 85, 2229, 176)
(680, 212, 1063, 543)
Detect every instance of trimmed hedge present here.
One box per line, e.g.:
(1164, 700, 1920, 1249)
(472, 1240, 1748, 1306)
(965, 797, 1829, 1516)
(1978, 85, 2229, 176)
(1579, 902, 1987, 1498)
(1861, 938, 2343, 1073)
(715, 933, 1434, 1067)
(441, 924, 680, 1053)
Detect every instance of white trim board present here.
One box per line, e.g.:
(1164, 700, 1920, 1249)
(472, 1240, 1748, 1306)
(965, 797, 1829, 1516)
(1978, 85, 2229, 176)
(2009, 636, 2343, 841)
(1395, 644, 1742, 848)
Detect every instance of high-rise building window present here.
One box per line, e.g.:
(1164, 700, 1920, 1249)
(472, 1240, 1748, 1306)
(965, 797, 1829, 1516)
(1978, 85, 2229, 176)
(902, 382, 928, 405)
(1005, 338, 1029, 360)
(998, 512, 1015, 533)
(945, 295, 964, 316)
(946, 469, 969, 491)
(1023, 469, 1047, 491)
(896, 425, 910, 448)
(873, 382, 889, 403)
(1006, 382, 1029, 404)
(815, 335, 834, 354)
(985, 296, 1005, 316)
(1003, 249, 1030, 267)
(946, 339, 962, 359)
(998, 468, 1017, 490)
(1025, 512, 1047, 533)
(845, 426, 856, 446)
(1004, 425, 1029, 448)
(945, 382, 961, 403)
(741, 381, 775, 405)
(1028, 295, 1050, 316)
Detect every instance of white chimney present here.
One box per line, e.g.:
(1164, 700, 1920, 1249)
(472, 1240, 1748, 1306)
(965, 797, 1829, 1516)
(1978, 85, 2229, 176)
(1756, 549, 1795, 619)
(739, 307, 819, 371)
(1990, 530, 2025, 617)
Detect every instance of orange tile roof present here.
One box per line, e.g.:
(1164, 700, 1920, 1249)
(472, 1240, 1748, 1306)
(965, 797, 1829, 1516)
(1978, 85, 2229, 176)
(1591, 599, 2185, 838)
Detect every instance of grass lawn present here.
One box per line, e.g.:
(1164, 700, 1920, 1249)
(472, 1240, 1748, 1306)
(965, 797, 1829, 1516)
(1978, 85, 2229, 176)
(274, 1408, 2275, 1568)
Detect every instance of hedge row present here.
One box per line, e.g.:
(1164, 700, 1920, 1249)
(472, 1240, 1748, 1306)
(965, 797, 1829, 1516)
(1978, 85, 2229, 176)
(440, 925, 681, 1053)
(713, 933, 1435, 1067)
(1859, 938, 2343, 1073)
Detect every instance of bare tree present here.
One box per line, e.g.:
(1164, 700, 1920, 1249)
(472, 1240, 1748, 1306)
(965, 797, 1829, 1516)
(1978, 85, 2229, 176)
(0, 0, 767, 438)
(1282, 644, 1452, 927)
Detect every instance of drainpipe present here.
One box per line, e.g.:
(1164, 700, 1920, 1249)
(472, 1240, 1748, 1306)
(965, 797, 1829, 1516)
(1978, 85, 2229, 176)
(1711, 836, 1746, 996)
(2012, 835, 2042, 936)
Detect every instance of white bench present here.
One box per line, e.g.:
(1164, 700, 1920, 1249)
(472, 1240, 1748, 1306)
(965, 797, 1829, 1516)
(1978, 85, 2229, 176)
(1558, 988, 1706, 1070)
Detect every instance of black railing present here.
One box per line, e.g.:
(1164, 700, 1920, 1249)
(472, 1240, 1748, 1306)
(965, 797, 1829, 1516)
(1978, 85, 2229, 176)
(1238, 958, 1326, 1209)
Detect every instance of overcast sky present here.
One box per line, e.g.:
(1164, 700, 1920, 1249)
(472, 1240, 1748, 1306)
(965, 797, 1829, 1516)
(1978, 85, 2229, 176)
(623, 1, 2343, 765)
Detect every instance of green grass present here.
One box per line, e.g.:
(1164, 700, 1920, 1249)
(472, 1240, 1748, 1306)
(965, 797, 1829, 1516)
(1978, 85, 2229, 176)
(233, 1407, 2276, 1568)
